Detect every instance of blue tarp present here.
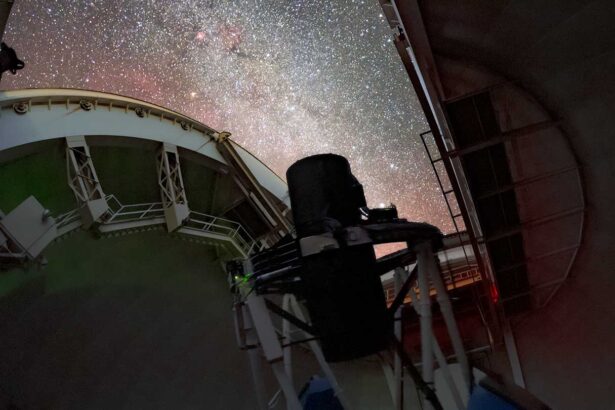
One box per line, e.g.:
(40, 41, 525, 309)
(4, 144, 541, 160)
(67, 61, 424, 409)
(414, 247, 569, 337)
(299, 376, 344, 410)
(468, 385, 519, 410)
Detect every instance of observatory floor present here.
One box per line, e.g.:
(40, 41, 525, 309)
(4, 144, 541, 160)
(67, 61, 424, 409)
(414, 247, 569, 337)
(0, 231, 258, 409)
(0, 231, 400, 409)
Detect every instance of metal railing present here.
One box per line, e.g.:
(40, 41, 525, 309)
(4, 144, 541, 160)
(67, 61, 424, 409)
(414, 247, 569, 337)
(384, 264, 481, 305)
(184, 210, 256, 255)
(105, 194, 165, 224)
(55, 208, 81, 232)
(53, 195, 256, 256)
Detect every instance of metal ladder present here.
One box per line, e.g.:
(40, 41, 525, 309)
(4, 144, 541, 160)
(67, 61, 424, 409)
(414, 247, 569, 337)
(420, 129, 495, 348)
(420, 130, 473, 282)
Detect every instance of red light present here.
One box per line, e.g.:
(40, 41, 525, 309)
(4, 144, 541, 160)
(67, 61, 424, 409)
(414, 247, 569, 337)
(489, 282, 499, 304)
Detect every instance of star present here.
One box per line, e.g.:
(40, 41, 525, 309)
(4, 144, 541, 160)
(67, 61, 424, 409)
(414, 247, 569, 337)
(1, 0, 454, 249)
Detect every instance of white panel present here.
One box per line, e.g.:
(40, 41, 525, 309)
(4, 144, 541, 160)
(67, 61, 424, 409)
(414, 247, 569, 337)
(0, 90, 226, 165)
(230, 141, 290, 207)
(0, 196, 57, 258)
(0, 89, 293, 206)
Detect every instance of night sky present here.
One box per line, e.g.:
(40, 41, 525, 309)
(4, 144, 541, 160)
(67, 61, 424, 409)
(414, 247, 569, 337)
(1, 0, 452, 232)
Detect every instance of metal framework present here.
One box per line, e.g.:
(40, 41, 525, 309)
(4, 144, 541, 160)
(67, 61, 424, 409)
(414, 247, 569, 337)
(0, 89, 288, 213)
(420, 130, 497, 347)
(65, 136, 108, 228)
(381, 0, 585, 312)
(0, 224, 27, 262)
(215, 131, 292, 242)
(235, 291, 352, 410)
(0, 88, 291, 261)
(236, 234, 471, 410)
(53, 194, 255, 258)
(0, 87, 295, 266)
(157, 143, 190, 232)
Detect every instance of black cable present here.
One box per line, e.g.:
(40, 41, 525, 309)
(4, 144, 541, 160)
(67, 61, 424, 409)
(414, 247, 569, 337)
(390, 336, 444, 410)
(388, 265, 418, 315)
(264, 298, 316, 335)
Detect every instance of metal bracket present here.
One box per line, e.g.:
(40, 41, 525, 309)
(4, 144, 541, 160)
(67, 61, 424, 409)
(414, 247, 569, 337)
(157, 142, 189, 232)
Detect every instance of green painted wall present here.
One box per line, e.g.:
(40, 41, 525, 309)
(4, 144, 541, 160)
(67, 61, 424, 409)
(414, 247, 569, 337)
(211, 174, 244, 215)
(0, 145, 75, 214)
(181, 159, 217, 213)
(90, 146, 160, 205)
(0, 144, 233, 216)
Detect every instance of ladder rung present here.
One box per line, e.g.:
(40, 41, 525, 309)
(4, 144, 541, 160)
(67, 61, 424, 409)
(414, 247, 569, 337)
(452, 213, 463, 219)
(431, 157, 443, 163)
(443, 189, 454, 195)
(420, 130, 433, 137)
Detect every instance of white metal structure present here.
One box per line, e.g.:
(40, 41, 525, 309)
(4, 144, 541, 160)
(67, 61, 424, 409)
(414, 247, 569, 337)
(0, 89, 290, 207)
(157, 142, 190, 232)
(235, 291, 352, 410)
(56, 194, 256, 257)
(65, 135, 109, 228)
(0, 195, 57, 261)
(0, 88, 296, 265)
(0, 88, 294, 258)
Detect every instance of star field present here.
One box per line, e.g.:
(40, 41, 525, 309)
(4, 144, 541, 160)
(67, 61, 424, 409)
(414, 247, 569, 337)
(1, 0, 453, 233)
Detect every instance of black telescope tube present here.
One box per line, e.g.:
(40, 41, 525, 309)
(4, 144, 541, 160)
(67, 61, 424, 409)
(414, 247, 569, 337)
(287, 154, 391, 362)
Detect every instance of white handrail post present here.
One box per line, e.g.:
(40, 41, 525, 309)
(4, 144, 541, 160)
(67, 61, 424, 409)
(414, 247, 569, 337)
(416, 241, 434, 410)
(282, 293, 293, 385)
(409, 289, 465, 410)
(430, 255, 471, 390)
(393, 267, 405, 410)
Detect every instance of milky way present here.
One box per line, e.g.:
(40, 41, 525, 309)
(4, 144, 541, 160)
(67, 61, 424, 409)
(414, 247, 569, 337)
(1, 0, 453, 232)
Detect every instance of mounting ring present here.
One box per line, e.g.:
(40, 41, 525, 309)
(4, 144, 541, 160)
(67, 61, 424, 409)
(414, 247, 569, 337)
(79, 100, 94, 111)
(13, 101, 28, 115)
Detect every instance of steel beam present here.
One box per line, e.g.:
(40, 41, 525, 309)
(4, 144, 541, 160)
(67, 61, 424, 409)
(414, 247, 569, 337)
(157, 142, 190, 232)
(215, 132, 291, 240)
(66, 136, 108, 228)
(0, 0, 13, 42)
(447, 120, 559, 158)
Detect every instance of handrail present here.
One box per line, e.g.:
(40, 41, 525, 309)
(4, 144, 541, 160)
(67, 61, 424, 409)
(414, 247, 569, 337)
(55, 208, 81, 229)
(54, 195, 257, 256)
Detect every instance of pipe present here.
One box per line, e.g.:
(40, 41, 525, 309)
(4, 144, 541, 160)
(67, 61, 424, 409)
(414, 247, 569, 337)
(429, 252, 472, 391)
(416, 242, 434, 410)
(289, 295, 353, 410)
(271, 361, 302, 410)
(247, 344, 268, 410)
(282, 294, 293, 385)
(393, 267, 405, 410)
(379, 354, 397, 404)
(409, 289, 465, 410)
(0, 1, 12, 42)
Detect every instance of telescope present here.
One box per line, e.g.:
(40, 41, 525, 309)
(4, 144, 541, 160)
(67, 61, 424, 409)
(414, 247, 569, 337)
(0, 42, 24, 79)
(237, 154, 443, 362)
